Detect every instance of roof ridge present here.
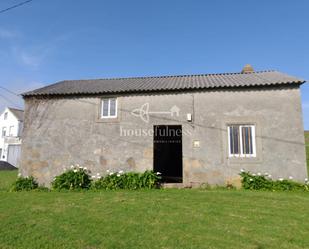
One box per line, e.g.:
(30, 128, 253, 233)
(60, 70, 276, 82)
(22, 70, 304, 97)
(8, 107, 24, 112)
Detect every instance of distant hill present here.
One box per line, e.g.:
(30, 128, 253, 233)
(305, 131, 309, 174)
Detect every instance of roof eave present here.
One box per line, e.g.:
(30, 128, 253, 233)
(21, 81, 305, 98)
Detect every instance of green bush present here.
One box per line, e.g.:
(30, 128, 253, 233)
(52, 165, 92, 190)
(272, 180, 305, 191)
(240, 171, 273, 190)
(11, 176, 38, 191)
(92, 170, 161, 190)
(240, 171, 309, 191)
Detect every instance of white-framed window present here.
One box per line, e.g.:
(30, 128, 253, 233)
(227, 124, 256, 157)
(101, 98, 117, 118)
(4, 112, 8, 120)
(2, 127, 7, 137)
(9, 126, 14, 136)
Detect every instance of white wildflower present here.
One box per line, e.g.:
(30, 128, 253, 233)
(97, 173, 100, 176)
(91, 175, 96, 178)
(305, 178, 308, 182)
(288, 176, 293, 180)
(249, 178, 253, 182)
(73, 169, 77, 173)
(97, 176, 101, 179)
(278, 178, 284, 181)
(117, 173, 121, 177)
(156, 172, 162, 175)
(118, 170, 124, 174)
(240, 169, 245, 172)
(17, 173, 21, 177)
(257, 172, 261, 176)
(106, 169, 110, 173)
(264, 172, 269, 176)
(252, 173, 256, 176)
(268, 174, 272, 178)
(109, 172, 114, 176)
(83, 167, 87, 170)
(70, 165, 74, 169)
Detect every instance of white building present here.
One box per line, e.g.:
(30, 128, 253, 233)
(0, 107, 24, 167)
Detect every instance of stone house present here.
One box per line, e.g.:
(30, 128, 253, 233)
(20, 65, 308, 187)
(0, 107, 24, 167)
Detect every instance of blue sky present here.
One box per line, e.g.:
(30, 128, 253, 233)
(0, 0, 309, 128)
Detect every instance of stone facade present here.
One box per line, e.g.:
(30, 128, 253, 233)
(20, 85, 308, 186)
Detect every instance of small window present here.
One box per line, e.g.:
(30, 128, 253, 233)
(228, 125, 256, 157)
(4, 112, 8, 120)
(9, 126, 14, 136)
(101, 98, 117, 118)
(2, 127, 7, 137)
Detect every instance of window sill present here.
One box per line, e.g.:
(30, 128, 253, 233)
(95, 117, 120, 123)
(227, 156, 262, 164)
(229, 155, 256, 158)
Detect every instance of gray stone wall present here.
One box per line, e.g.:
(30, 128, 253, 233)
(20, 86, 308, 187)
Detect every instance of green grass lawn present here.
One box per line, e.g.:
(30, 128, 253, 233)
(0, 171, 309, 249)
(0, 170, 17, 191)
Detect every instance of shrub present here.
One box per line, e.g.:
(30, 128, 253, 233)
(92, 170, 161, 190)
(139, 170, 162, 189)
(272, 179, 305, 191)
(240, 171, 309, 191)
(52, 165, 92, 190)
(93, 172, 125, 190)
(11, 176, 38, 191)
(240, 172, 273, 190)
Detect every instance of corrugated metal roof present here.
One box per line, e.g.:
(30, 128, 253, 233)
(22, 70, 305, 97)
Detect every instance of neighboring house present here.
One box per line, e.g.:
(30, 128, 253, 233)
(20, 65, 308, 187)
(0, 107, 24, 167)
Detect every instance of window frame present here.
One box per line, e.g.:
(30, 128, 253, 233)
(4, 112, 8, 120)
(227, 124, 256, 158)
(101, 98, 118, 119)
(9, 126, 14, 137)
(2, 127, 7, 138)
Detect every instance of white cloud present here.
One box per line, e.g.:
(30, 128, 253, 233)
(11, 45, 51, 70)
(0, 26, 72, 70)
(0, 28, 19, 39)
(20, 51, 42, 68)
(9, 33, 71, 70)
